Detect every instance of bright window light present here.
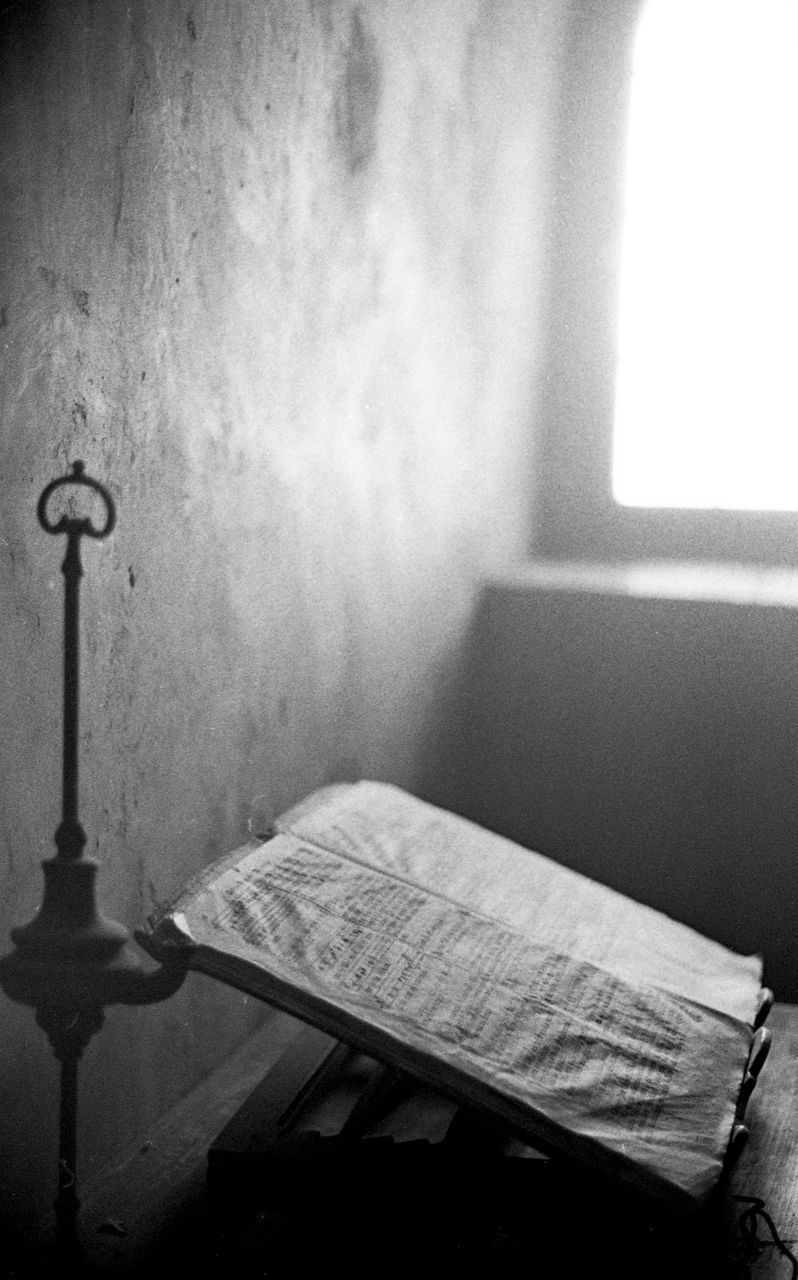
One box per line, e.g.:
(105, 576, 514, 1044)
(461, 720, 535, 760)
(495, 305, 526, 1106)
(612, 0, 798, 510)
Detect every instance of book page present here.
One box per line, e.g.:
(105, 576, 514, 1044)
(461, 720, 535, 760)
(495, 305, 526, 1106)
(152, 830, 751, 1208)
(276, 782, 762, 1024)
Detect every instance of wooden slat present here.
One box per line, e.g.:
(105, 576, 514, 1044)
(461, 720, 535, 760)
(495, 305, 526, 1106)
(73, 1009, 302, 1274)
(23, 1003, 798, 1277)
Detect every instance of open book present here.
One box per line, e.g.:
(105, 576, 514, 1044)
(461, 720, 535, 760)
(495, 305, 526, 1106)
(141, 782, 769, 1212)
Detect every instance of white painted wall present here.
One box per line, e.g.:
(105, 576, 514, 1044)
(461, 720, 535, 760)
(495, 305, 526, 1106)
(0, 0, 568, 1235)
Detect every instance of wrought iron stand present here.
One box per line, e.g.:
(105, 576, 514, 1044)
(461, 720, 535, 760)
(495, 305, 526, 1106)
(0, 462, 186, 1260)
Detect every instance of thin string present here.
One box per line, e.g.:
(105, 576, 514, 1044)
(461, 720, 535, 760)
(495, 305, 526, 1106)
(733, 1195, 798, 1279)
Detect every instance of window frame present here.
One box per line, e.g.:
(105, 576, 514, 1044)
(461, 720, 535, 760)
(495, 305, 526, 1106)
(535, 0, 798, 566)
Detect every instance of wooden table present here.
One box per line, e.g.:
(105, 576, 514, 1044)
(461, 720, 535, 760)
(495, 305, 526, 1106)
(15, 1004, 798, 1277)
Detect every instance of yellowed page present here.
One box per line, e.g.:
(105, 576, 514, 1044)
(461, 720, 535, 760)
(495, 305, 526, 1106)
(277, 781, 762, 1024)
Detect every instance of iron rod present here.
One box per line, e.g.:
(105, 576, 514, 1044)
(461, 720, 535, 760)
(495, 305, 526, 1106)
(57, 532, 86, 860)
(55, 1041, 80, 1255)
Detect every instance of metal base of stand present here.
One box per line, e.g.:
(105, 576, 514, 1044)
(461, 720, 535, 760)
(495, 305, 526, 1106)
(1, 937, 187, 1266)
(1, 857, 187, 1009)
(1, 916, 187, 1264)
(0, 861, 187, 1265)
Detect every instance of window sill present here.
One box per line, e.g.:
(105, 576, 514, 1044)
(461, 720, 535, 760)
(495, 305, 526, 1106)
(491, 559, 798, 608)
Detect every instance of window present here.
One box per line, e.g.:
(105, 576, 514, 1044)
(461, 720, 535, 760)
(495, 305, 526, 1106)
(537, 0, 798, 563)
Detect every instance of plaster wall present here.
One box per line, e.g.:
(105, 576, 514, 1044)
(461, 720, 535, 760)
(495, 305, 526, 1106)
(0, 0, 567, 1234)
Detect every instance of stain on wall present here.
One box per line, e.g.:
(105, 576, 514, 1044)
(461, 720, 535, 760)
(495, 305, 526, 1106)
(336, 9, 381, 176)
(0, 0, 569, 1237)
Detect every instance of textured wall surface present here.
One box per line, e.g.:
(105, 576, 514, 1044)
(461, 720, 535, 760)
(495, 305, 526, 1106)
(0, 0, 567, 1233)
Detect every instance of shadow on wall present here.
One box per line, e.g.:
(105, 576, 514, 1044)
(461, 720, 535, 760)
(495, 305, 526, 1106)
(436, 575, 798, 1002)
